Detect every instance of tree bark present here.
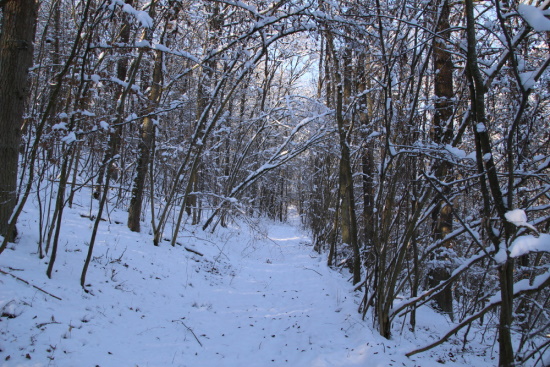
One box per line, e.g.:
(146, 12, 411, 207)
(0, 0, 38, 241)
(93, 0, 133, 200)
(331, 42, 361, 285)
(465, 1, 514, 365)
(428, 0, 455, 321)
(128, 47, 163, 232)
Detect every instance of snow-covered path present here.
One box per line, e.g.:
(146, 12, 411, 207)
(1, 210, 492, 367)
(180, 222, 366, 367)
(1, 213, 369, 367)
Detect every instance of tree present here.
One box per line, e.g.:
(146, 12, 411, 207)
(128, 2, 182, 232)
(0, 0, 38, 241)
(427, 0, 455, 321)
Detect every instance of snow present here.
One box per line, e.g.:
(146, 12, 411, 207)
(505, 208, 538, 232)
(512, 269, 550, 298)
(60, 132, 77, 144)
(518, 4, 550, 32)
(520, 70, 537, 90)
(99, 120, 110, 130)
(0, 190, 515, 366)
(444, 144, 468, 160)
(135, 40, 151, 48)
(494, 244, 508, 264)
(487, 266, 550, 306)
(110, 76, 128, 89)
(505, 208, 529, 226)
(476, 123, 486, 133)
(80, 110, 95, 117)
(509, 233, 550, 258)
(125, 113, 138, 122)
(135, 11, 154, 28)
(121, 3, 153, 28)
(538, 156, 550, 171)
(51, 122, 67, 131)
(153, 43, 171, 52)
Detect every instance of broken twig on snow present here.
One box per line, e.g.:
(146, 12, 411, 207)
(0, 268, 62, 301)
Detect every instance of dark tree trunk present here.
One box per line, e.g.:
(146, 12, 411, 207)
(0, 0, 38, 241)
(94, 0, 133, 200)
(465, 1, 514, 364)
(428, 0, 455, 321)
(128, 49, 162, 232)
(334, 45, 361, 285)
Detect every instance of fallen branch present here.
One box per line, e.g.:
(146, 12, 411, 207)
(0, 268, 62, 301)
(303, 267, 323, 276)
(172, 318, 203, 347)
(184, 246, 204, 257)
(36, 320, 62, 328)
(79, 213, 107, 221)
(406, 298, 497, 357)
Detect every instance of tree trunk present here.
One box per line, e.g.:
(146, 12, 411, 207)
(94, 0, 133, 200)
(0, 0, 38, 241)
(428, 0, 455, 321)
(128, 47, 163, 232)
(465, 1, 514, 364)
(333, 44, 361, 285)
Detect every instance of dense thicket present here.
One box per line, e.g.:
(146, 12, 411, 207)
(0, 0, 549, 365)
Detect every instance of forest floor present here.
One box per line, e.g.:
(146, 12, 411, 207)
(1, 194, 501, 366)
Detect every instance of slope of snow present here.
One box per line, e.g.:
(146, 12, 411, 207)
(0, 194, 505, 366)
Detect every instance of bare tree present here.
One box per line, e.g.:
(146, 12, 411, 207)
(427, 0, 455, 321)
(0, 0, 38, 241)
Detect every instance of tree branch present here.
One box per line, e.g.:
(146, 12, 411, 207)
(0, 268, 62, 301)
(406, 270, 550, 357)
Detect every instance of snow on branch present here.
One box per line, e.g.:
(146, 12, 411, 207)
(202, 109, 330, 231)
(390, 250, 489, 319)
(228, 112, 330, 198)
(505, 208, 539, 233)
(109, 0, 153, 28)
(509, 234, 550, 258)
(518, 4, 550, 32)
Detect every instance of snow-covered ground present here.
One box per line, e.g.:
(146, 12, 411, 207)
(1, 196, 500, 366)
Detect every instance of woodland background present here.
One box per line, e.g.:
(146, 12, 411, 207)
(0, 0, 550, 366)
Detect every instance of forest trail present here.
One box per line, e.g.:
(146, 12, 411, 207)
(182, 220, 367, 366)
(0, 208, 369, 367)
(1, 207, 489, 367)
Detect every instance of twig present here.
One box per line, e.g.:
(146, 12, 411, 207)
(79, 213, 107, 221)
(172, 319, 203, 347)
(0, 268, 62, 301)
(303, 267, 323, 276)
(353, 278, 367, 292)
(36, 321, 61, 328)
(184, 246, 204, 257)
